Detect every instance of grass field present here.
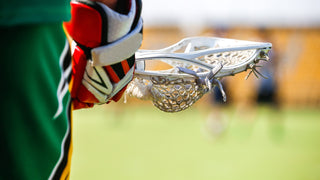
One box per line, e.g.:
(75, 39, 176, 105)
(70, 103, 320, 180)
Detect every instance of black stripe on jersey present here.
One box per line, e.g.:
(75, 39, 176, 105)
(54, 39, 72, 119)
(61, 43, 72, 84)
(62, 46, 71, 72)
(57, 42, 69, 96)
(67, 70, 72, 84)
(50, 99, 72, 180)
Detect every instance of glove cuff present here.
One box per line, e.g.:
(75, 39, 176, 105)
(64, 0, 108, 48)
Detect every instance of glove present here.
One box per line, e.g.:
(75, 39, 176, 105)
(63, 0, 143, 110)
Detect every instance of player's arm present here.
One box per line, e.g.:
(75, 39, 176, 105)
(63, 0, 143, 109)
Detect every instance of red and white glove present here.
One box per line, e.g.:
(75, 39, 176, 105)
(63, 0, 143, 110)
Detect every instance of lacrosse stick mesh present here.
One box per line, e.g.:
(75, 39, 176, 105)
(126, 37, 271, 112)
(203, 49, 255, 66)
(127, 75, 208, 112)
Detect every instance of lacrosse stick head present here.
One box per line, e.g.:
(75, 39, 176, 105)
(126, 37, 272, 112)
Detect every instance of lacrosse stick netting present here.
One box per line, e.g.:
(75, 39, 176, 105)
(125, 37, 272, 112)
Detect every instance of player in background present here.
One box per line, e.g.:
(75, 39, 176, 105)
(0, 0, 143, 179)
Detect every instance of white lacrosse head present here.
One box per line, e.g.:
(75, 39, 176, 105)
(126, 37, 272, 112)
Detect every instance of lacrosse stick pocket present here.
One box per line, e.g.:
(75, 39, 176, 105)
(126, 37, 272, 112)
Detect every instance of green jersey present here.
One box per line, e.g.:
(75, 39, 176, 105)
(0, 0, 70, 26)
(0, 0, 72, 179)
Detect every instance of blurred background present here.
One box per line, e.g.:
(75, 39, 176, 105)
(70, 0, 320, 179)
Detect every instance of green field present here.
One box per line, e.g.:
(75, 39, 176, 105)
(70, 103, 320, 180)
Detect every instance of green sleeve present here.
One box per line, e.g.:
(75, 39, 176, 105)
(0, 0, 71, 26)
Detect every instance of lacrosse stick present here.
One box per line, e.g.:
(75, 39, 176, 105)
(126, 37, 272, 112)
